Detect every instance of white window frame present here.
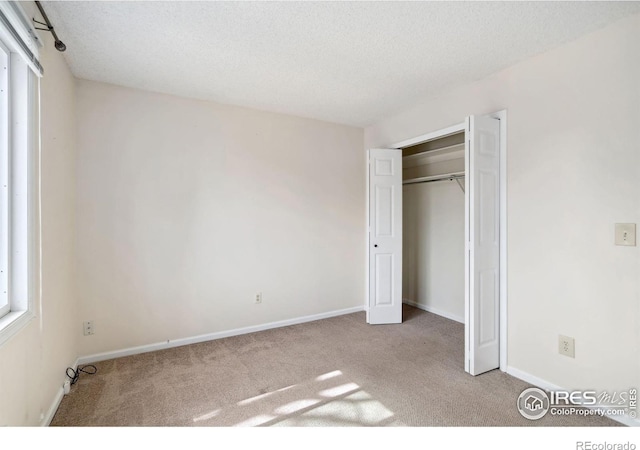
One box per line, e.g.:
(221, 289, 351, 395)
(0, 38, 9, 319)
(0, 2, 41, 346)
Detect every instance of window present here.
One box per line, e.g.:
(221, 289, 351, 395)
(0, 2, 42, 345)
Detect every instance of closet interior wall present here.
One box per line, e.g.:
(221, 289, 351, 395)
(402, 132, 466, 323)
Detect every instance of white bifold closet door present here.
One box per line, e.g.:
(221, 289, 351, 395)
(465, 115, 500, 376)
(366, 115, 500, 377)
(367, 149, 402, 325)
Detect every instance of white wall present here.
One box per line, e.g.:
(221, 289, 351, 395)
(366, 14, 640, 395)
(75, 80, 364, 356)
(0, 23, 78, 425)
(403, 181, 465, 322)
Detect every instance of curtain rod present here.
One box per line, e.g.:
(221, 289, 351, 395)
(33, 1, 66, 51)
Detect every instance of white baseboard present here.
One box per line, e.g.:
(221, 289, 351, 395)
(47, 312, 638, 428)
(507, 366, 639, 427)
(78, 306, 364, 365)
(46, 307, 362, 425)
(42, 358, 78, 426)
(42, 388, 63, 427)
(403, 299, 464, 324)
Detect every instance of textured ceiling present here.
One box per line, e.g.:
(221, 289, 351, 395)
(43, 1, 640, 127)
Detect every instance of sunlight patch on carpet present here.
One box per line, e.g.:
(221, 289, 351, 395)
(318, 383, 360, 398)
(273, 391, 395, 426)
(274, 399, 321, 415)
(234, 414, 277, 427)
(192, 409, 221, 422)
(189, 370, 397, 426)
(229, 370, 396, 426)
(237, 384, 296, 406)
(315, 370, 343, 381)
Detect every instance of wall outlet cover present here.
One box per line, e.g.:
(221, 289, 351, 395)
(558, 335, 575, 358)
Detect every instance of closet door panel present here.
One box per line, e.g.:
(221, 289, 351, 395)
(368, 149, 402, 324)
(466, 115, 500, 376)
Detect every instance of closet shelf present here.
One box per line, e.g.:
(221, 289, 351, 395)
(402, 143, 465, 168)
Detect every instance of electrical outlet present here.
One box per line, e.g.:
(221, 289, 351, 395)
(255, 292, 262, 304)
(558, 335, 575, 358)
(83, 321, 94, 336)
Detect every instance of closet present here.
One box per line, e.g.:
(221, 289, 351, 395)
(401, 132, 466, 324)
(366, 112, 504, 376)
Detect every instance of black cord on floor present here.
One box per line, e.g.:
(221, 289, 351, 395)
(66, 365, 97, 385)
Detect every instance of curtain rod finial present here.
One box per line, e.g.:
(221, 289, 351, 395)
(34, 0, 66, 52)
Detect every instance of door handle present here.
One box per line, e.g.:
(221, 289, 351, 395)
(374, 244, 378, 248)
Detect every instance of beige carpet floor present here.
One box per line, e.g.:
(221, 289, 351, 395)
(50, 305, 621, 427)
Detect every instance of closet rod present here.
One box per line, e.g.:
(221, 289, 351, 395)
(402, 172, 465, 186)
(403, 172, 465, 193)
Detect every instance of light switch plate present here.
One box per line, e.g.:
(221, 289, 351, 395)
(615, 223, 636, 246)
